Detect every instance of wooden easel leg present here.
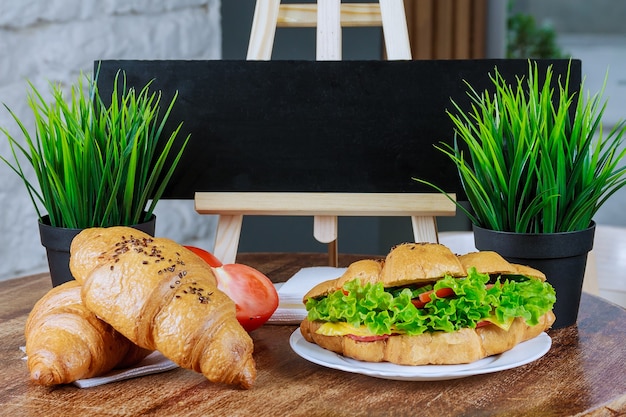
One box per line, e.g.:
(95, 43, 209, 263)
(247, 0, 281, 60)
(411, 215, 439, 243)
(213, 215, 244, 264)
(327, 239, 338, 267)
(314, 215, 338, 266)
(379, 0, 412, 59)
(316, 0, 342, 60)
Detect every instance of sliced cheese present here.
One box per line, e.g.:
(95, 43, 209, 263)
(316, 322, 408, 337)
(316, 316, 516, 337)
(481, 316, 515, 331)
(316, 322, 374, 337)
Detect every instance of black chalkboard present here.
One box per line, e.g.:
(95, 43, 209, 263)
(95, 59, 581, 199)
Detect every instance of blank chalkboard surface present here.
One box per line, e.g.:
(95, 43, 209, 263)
(95, 59, 581, 199)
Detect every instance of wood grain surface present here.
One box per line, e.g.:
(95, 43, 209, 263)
(1, 253, 624, 417)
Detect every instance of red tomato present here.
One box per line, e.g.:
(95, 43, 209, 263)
(184, 245, 223, 267)
(211, 263, 279, 332)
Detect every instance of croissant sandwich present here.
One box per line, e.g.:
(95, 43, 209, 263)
(69, 226, 256, 389)
(25, 280, 150, 386)
(300, 242, 556, 365)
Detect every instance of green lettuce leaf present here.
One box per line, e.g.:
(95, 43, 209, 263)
(305, 267, 556, 335)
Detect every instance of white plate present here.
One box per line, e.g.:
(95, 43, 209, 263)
(289, 328, 551, 381)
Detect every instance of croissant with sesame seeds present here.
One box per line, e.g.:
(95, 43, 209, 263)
(69, 226, 256, 389)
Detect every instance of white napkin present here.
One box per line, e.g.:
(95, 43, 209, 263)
(268, 266, 347, 324)
(73, 351, 178, 388)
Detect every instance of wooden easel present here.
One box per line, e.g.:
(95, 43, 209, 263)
(246, 0, 412, 60)
(195, 0, 456, 265)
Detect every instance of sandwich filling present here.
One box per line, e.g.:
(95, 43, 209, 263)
(305, 267, 556, 339)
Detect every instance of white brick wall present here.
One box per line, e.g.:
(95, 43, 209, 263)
(0, 0, 221, 281)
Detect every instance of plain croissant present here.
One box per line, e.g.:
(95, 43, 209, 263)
(25, 280, 150, 386)
(69, 226, 256, 389)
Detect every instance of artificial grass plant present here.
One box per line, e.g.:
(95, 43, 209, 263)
(415, 61, 626, 233)
(1, 70, 189, 228)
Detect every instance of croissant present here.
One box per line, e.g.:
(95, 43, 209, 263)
(25, 280, 150, 386)
(69, 226, 256, 389)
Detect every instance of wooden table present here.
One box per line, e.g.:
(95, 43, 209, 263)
(1, 253, 625, 417)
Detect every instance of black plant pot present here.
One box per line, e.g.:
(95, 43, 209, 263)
(473, 222, 596, 329)
(38, 215, 156, 287)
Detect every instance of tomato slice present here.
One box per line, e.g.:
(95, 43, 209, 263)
(418, 287, 455, 304)
(475, 320, 491, 328)
(184, 245, 223, 267)
(411, 299, 427, 309)
(211, 263, 279, 332)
